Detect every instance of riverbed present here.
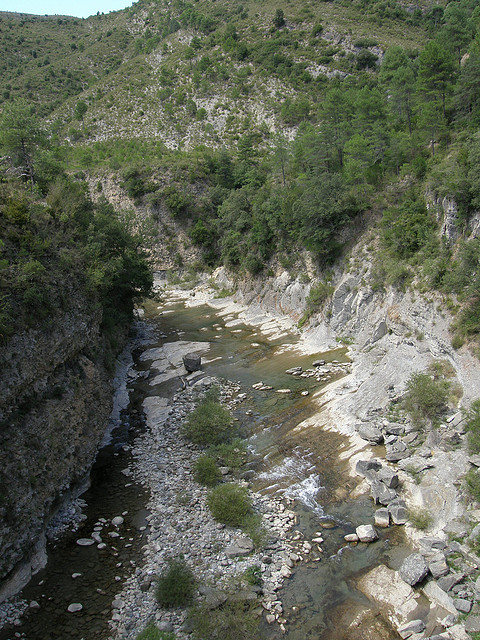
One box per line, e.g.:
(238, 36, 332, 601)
(0, 290, 410, 640)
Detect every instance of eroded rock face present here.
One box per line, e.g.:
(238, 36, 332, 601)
(0, 309, 113, 600)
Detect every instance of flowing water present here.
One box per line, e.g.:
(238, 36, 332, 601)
(0, 295, 409, 640)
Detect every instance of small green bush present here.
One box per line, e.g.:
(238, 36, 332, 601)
(466, 399, 480, 454)
(155, 558, 195, 608)
(207, 438, 247, 470)
(207, 483, 253, 527)
(182, 397, 234, 446)
(194, 455, 221, 486)
(402, 371, 449, 426)
(243, 565, 262, 586)
(408, 507, 433, 530)
(136, 624, 175, 640)
(466, 468, 480, 502)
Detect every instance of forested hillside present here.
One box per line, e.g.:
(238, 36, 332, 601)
(2, 0, 480, 353)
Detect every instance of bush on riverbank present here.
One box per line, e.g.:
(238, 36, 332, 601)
(136, 624, 175, 640)
(155, 558, 195, 608)
(182, 393, 234, 446)
(207, 439, 248, 472)
(193, 455, 221, 486)
(188, 599, 262, 640)
(207, 483, 253, 527)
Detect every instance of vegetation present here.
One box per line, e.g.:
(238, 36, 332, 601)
(188, 599, 262, 640)
(155, 558, 195, 608)
(466, 400, 480, 454)
(193, 454, 221, 486)
(465, 467, 480, 503)
(135, 625, 175, 640)
(402, 367, 451, 427)
(182, 389, 234, 446)
(207, 483, 253, 528)
(408, 506, 433, 530)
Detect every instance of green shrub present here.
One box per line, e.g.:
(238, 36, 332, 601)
(408, 507, 433, 530)
(402, 371, 449, 426)
(243, 565, 262, 586)
(194, 455, 221, 486)
(466, 468, 480, 502)
(207, 483, 253, 527)
(136, 624, 175, 640)
(208, 439, 247, 471)
(182, 398, 234, 446)
(155, 558, 195, 608)
(189, 600, 261, 640)
(466, 400, 480, 453)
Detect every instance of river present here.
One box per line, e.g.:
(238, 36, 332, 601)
(0, 291, 408, 640)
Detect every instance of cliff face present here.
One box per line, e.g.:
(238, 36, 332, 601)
(0, 304, 113, 601)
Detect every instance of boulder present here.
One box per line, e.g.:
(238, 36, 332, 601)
(383, 423, 405, 436)
(370, 480, 397, 505)
(376, 466, 399, 489)
(355, 459, 383, 477)
(356, 525, 378, 543)
(224, 536, 254, 558)
(437, 574, 462, 593)
(399, 553, 428, 586)
(374, 508, 390, 528)
(356, 424, 384, 444)
(344, 533, 359, 542)
(465, 616, 480, 633)
(183, 353, 202, 372)
(453, 598, 472, 613)
(429, 554, 449, 579)
(419, 536, 447, 552)
(389, 504, 408, 525)
(397, 619, 426, 639)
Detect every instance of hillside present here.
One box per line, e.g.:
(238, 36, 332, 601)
(3, 0, 480, 635)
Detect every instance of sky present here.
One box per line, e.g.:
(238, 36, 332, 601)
(0, 0, 134, 19)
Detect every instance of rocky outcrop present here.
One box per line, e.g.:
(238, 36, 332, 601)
(0, 307, 114, 601)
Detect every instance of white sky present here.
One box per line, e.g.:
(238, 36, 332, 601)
(0, 0, 134, 19)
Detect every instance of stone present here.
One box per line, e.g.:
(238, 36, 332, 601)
(399, 553, 428, 586)
(225, 536, 254, 558)
(111, 516, 124, 527)
(469, 455, 480, 467)
(453, 598, 472, 613)
(374, 508, 390, 528)
(29, 600, 40, 610)
(438, 575, 462, 592)
(157, 622, 174, 632)
(67, 603, 83, 613)
(376, 467, 399, 489)
(76, 538, 94, 546)
(355, 459, 383, 477)
(419, 536, 447, 551)
(389, 505, 408, 525)
(356, 525, 378, 543)
(356, 424, 384, 444)
(344, 533, 359, 542)
(465, 616, 480, 633)
(183, 353, 202, 372)
(383, 423, 405, 436)
(370, 480, 397, 505)
(429, 555, 449, 579)
(386, 449, 411, 462)
(371, 320, 388, 343)
(397, 619, 426, 638)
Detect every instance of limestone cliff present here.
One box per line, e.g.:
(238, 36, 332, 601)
(0, 304, 114, 601)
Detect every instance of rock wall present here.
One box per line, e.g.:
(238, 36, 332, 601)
(0, 306, 113, 601)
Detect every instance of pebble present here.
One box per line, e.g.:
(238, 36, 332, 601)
(67, 603, 83, 613)
(76, 538, 94, 546)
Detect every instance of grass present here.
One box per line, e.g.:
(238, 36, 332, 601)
(408, 507, 433, 531)
(136, 625, 175, 640)
(188, 599, 262, 640)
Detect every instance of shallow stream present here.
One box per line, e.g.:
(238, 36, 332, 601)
(0, 294, 409, 640)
